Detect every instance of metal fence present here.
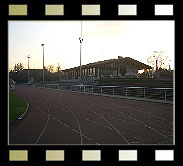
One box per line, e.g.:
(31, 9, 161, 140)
(32, 83, 173, 103)
(71, 85, 173, 103)
(33, 83, 72, 90)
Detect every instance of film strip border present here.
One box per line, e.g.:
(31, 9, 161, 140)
(7, 2, 175, 19)
(8, 4, 174, 16)
(2, 0, 179, 166)
(7, 149, 175, 162)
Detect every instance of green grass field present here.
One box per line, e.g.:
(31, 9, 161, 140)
(9, 91, 27, 125)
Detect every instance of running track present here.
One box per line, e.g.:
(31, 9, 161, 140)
(9, 85, 173, 145)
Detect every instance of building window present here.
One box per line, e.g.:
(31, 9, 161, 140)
(90, 68, 92, 75)
(93, 68, 96, 75)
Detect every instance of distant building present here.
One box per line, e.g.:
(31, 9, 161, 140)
(61, 56, 152, 80)
(154, 68, 173, 80)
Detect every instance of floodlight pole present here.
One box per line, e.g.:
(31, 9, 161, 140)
(79, 21, 83, 84)
(41, 44, 45, 83)
(27, 55, 30, 83)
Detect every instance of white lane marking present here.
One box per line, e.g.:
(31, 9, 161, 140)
(159, 129, 173, 135)
(70, 128, 92, 141)
(57, 119, 62, 123)
(34, 116, 50, 144)
(43, 99, 84, 144)
(50, 99, 84, 145)
(82, 135, 92, 141)
(76, 114, 99, 125)
(59, 98, 130, 144)
(136, 109, 172, 123)
(31, 91, 159, 145)
(62, 96, 173, 144)
(84, 94, 172, 142)
(87, 109, 130, 144)
(63, 105, 83, 144)
(156, 140, 173, 144)
(133, 136, 145, 142)
(127, 122, 140, 126)
(104, 126, 112, 130)
(34, 101, 50, 144)
(37, 107, 93, 142)
(130, 142, 142, 144)
(20, 89, 94, 144)
(86, 100, 173, 142)
(111, 109, 173, 142)
(72, 128, 79, 133)
(63, 123, 70, 128)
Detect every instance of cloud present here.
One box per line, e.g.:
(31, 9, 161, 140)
(83, 21, 127, 37)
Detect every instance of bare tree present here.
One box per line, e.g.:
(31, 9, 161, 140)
(147, 51, 170, 70)
(47, 65, 55, 73)
(56, 63, 61, 73)
(13, 63, 24, 72)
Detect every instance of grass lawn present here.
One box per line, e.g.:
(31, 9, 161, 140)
(9, 91, 27, 125)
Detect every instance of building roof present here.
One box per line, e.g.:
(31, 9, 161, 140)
(123, 57, 152, 69)
(64, 56, 151, 71)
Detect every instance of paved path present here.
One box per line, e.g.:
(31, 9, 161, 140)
(9, 85, 173, 145)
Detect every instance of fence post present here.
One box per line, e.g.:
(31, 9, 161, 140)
(101, 87, 102, 95)
(144, 88, 146, 99)
(126, 88, 128, 97)
(165, 89, 167, 102)
(84, 85, 85, 93)
(92, 86, 93, 93)
(113, 87, 114, 95)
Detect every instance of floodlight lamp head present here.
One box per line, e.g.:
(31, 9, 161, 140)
(41, 44, 44, 46)
(79, 38, 83, 43)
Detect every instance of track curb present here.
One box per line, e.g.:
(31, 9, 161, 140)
(9, 98, 30, 128)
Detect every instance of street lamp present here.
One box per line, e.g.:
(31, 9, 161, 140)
(41, 44, 45, 82)
(27, 55, 30, 83)
(79, 21, 83, 84)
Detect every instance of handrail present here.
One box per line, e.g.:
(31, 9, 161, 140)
(71, 85, 173, 103)
(32, 83, 173, 103)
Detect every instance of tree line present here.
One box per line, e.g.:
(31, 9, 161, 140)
(9, 63, 62, 83)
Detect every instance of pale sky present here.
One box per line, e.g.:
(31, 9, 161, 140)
(8, 21, 174, 71)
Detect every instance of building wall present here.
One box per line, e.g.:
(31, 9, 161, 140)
(61, 57, 150, 80)
(126, 67, 138, 75)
